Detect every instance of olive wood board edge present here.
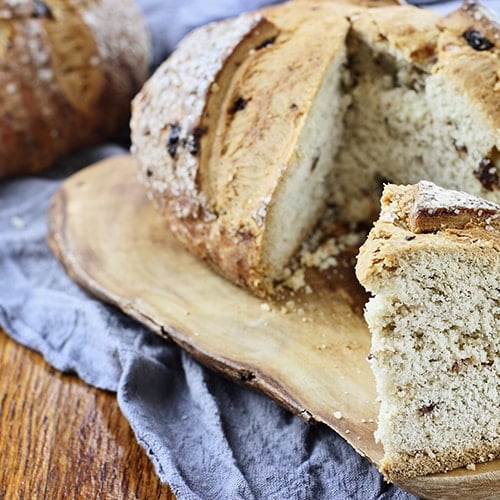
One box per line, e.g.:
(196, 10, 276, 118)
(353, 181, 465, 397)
(46, 155, 500, 500)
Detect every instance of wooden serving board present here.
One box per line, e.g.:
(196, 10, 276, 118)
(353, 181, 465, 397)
(47, 155, 500, 500)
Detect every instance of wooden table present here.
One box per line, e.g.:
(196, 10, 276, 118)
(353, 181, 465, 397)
(0, 328, 176, 498)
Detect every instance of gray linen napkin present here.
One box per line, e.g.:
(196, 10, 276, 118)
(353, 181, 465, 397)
(3, 0, 497, 498)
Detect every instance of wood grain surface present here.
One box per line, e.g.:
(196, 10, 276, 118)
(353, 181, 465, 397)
(46, 155, 500, 500)
(0, 328, 176, 499)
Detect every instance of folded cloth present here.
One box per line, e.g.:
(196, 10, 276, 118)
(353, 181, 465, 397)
(2, 0, 497, 498)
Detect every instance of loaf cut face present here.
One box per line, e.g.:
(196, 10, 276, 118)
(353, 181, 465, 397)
(356, 181, 500, 480)
(331, 1, 500, 221)
(131, 0, 499, 297)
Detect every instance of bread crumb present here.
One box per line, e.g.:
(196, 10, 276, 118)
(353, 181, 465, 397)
(277, 214, 367, 294)
(334, 411, 343, 420)
(466, 463, 476, 471)
(260, 302, 270, 312)
(284, 268, 306, 291)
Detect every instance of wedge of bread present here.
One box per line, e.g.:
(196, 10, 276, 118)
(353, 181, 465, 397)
(356, 181, 499, 480)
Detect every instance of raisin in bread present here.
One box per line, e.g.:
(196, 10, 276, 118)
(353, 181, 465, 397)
(131, 0, 499, 297)
(355, 181, 500, 480)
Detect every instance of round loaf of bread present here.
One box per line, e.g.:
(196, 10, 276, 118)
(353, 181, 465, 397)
(131, 0, 499, 296)
(0, 0, 150, 179)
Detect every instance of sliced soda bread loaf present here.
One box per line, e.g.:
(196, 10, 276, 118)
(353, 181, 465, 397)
(131, 0, 499, 297)
(130, 0, 500, 479)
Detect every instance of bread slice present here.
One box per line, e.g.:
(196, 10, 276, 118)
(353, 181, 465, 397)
(355, 181, 500, 480)
(131, 0, 499, 297)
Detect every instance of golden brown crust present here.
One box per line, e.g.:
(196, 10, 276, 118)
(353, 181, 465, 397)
(385, 181, 500, 233)
(0, 0, 150, 179)
(131, 0, 500, 298)
(131, 14, 279, 220)
(131, 12, 283, 295)
(131, 1, 357, 296)
(356, 218, 499, 295)
(356, 182, 500, 290)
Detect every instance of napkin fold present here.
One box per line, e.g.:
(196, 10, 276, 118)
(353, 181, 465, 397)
(5, 0, 497, 497)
